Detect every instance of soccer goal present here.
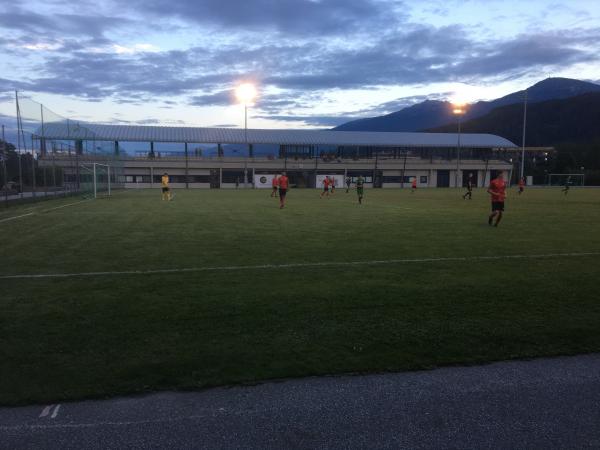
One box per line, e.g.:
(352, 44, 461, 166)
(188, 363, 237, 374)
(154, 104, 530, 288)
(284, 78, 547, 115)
(547, 173, 585, 187)
(80, 163, 112, 198)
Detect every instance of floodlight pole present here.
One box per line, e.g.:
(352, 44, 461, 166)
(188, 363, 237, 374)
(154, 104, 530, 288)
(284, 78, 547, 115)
(93, 163, 97, 198)
(2, 124, 7, 204)
(244, 103, 248, 145)
(520, 89, 527, 180)
(455, 113, 462, 188)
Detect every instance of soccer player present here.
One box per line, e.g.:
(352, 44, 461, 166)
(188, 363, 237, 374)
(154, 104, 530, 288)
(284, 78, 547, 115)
(487, 172, 506, 227)
(320, 176, 330, 198)
(345, 176, 351, 193)
(271, 175, 279, 197)
(463, 173, 474, 200)
(330, 177, 336, 194)
(278, 171, 289, 208)
(356, 175, 365, 204)
(411, 177, 417, 193)
(517, 177, 525, 195)
(161, 172, 172, 201)
(562, 177, 571, 195)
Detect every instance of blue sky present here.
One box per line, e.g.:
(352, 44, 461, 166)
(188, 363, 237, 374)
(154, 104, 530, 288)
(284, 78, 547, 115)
(0, 0, 599, 130)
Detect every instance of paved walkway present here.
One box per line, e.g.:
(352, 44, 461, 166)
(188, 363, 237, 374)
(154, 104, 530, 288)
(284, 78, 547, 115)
(1, 354, 600, 449)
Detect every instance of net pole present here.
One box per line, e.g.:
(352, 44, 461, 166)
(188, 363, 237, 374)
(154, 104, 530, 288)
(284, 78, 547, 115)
(15, 91, 24, 199)
(2, 158, 7, 205)
(43, 157, 47, 197)
(51, 146, 57, 196)
(1, 124, 7, 205)
(30, 135, 36, 198)
(93, 163, 97, 198)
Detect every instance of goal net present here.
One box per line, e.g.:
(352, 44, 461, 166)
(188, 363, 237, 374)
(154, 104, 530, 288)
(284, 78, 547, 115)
(80, 163, 112, 198)
(547, 174, 584, 187)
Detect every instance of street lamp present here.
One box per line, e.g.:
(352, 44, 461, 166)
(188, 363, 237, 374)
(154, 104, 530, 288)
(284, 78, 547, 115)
(452, 103, 466, 188)
(235, 83, 257, 144)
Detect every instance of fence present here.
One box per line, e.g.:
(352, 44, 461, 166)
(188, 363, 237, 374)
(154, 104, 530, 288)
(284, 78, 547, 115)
(1, 93, 124, 206)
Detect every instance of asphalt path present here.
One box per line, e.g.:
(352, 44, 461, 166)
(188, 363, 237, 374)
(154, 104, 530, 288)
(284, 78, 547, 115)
(2, 354, 600, 449)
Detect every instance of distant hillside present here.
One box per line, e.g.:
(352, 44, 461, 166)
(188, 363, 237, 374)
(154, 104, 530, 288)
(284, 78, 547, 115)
(334, 100, 455, 132)
(427, 92, 600, 182)
(334, 77, 600, 132)
(426, 92, 600, 146)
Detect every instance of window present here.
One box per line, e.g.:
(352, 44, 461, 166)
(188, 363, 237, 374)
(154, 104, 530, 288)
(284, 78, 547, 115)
(420, 176, 428, 184)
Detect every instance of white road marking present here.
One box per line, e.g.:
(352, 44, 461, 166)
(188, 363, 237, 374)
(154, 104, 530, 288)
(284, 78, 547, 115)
(39, 405, 54, 418)
(1, 252, 598, 280)
(50, 404, 61, 419)
(0, 213, 34, 223)
(2, 411, 228, 431)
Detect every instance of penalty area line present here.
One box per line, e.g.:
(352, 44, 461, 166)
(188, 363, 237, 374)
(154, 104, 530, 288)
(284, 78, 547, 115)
(1, 252, 599, 280)
(0, 212, 34, 223)
(0, 199, 91, 224)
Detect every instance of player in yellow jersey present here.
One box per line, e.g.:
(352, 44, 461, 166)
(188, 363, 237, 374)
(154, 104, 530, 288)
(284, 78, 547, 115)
(161, 172, 172, 201)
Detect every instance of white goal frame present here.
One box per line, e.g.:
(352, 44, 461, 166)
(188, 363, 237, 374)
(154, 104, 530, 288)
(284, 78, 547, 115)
(547, 173, 585, 187)
(80, 163, 111, 198)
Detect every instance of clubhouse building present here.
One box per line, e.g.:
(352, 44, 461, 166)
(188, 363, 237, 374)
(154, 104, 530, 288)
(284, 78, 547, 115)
(36, 124, 519, 189)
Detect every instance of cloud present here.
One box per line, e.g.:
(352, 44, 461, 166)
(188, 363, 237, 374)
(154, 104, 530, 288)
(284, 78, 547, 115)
(2, 1, 599, 126)
(189, 90, 234, 107)
(111, 43, 160, 55)
(254, 114, 351, 127)
(127, 0, 404, 36)
(0, 8, 132, 39)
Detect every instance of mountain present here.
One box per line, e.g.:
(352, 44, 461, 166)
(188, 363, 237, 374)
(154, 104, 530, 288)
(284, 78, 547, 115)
(333, 100, 456, 132)
(427, 92, 600, 182)
(333, 78, 600, 132)
(426, 92, 600, 146)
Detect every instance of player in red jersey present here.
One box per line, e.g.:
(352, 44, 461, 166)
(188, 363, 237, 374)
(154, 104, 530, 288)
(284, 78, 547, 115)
(278, 172, 289, 208)
(320, 176, 331, 198)
(271, 175, 279, 197)
(517, 177, 525, 195)
(411, 177, 417, 193)
(487, 172, 506, 227)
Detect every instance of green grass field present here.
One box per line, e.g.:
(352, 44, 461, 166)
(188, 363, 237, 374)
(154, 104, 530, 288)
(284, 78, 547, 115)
(1, 187, 600, 405)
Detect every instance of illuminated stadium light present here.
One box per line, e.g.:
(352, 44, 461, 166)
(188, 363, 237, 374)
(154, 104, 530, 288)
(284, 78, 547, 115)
(235, 82, 258, 145)
(235, 83, 257, 105)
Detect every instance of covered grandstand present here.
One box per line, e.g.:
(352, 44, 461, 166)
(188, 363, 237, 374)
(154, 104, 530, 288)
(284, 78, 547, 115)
(35, 124, 518, 189)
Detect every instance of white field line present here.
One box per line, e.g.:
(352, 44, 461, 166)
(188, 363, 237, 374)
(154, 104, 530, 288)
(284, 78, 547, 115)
(0, 213, 34, 223)
(42, 200, 90, 212)
(1, 252, 599, 280)
(0, 199, 91, 224)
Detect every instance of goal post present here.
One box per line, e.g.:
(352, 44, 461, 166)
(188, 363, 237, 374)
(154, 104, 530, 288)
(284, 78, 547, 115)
(547, 174, 585, 187)
(79, 163, 112, 198)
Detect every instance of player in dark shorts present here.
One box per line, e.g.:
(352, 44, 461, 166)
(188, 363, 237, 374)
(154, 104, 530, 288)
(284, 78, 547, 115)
(356, 175, 365, 204)
(320, 176, 330, 198)
(562, 177, 571, 195)
(345, 176, 351, 193)
(271, 175, 279, 197)
(487, 172, 506, 227)
(463, 174, 474, 199)
(161, 172, 172, 201)
(278, 172, 289, 208)
(517, 177, 525, 195)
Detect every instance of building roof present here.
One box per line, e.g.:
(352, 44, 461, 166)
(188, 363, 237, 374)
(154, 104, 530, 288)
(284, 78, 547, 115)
(36, 123, 518, 148)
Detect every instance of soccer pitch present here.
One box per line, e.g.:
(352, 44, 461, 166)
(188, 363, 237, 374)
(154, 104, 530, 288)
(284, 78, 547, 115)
(1, 187, 600, 405)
